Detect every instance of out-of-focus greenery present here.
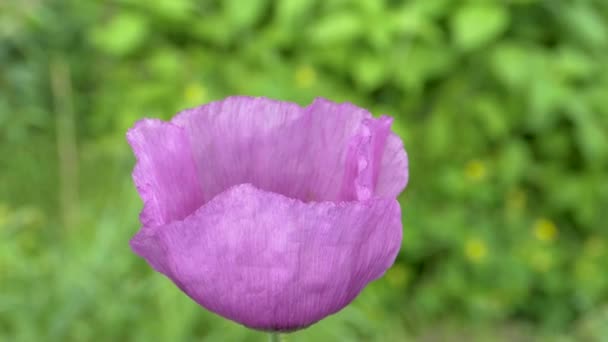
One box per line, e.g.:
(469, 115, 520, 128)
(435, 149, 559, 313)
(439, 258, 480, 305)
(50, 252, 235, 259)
(2, 0, 608, 340)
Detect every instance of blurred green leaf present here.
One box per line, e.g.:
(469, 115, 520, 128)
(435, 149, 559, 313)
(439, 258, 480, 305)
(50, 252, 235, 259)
(308, 11, 362, 44)
(473, 95, 509, 139)
(451, 3, 509, 50)
(566, 99, 608, 165)
(498, 140, 529, 185)
(562, 3, 607, 48)
(90, 13, 148, 56)
(352, 53, 386, 90)
(394, 42, 453, 91)
(224, 0, 267, 29)
(275, 0, 316, 25)
(121, 0, 194, 21)
(491, 42, 532, 89)
(554, 46, 595, 80)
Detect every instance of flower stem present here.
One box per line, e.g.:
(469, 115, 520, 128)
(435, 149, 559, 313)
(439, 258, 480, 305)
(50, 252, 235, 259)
(269, 333, 282, 342)
(50, 54, 79, 230)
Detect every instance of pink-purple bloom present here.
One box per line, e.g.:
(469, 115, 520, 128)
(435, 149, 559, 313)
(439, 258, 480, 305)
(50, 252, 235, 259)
(127, 96, 409, 331)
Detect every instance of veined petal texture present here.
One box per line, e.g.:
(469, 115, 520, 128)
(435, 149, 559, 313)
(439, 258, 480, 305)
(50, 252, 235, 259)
(131, 184, 402, 331)
(127, 96, 409, 332)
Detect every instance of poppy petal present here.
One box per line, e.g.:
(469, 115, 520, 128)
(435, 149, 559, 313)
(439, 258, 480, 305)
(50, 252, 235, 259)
(130, 183, 402, 331)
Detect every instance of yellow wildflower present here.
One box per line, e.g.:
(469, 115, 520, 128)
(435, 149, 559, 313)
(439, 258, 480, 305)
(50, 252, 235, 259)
(465, 238, 488, 263)
(184, 83, 207, 105)
(533, 218, 558, 243)
(465, 159, 487, 182)
(294, 65, 316, 88)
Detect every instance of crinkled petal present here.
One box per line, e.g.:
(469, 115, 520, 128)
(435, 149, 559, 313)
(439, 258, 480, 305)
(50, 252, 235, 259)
(126, 119, 204, 227)
(130, 184, 402, 331)
(374, 132, 409, 198)
(342, 116, 393, 200)
(171, 96, 386, 202)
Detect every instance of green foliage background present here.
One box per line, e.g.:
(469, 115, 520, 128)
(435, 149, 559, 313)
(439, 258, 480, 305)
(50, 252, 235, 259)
(2, 0, 608, 340)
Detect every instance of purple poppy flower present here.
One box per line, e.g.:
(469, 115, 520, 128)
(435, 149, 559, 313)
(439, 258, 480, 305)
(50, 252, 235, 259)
(127, 96, 408, 332)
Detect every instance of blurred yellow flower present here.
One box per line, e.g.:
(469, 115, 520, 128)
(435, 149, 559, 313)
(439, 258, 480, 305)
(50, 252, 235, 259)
(533, 218, 558, 243)
(465, 238, 488, 263)
(184, 83, 207, 105)
(464, 159, 487, 182)
(295, 65, 317, 88)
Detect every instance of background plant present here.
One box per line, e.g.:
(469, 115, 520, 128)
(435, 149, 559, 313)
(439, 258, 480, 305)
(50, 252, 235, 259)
(1, 0, 608, 341)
